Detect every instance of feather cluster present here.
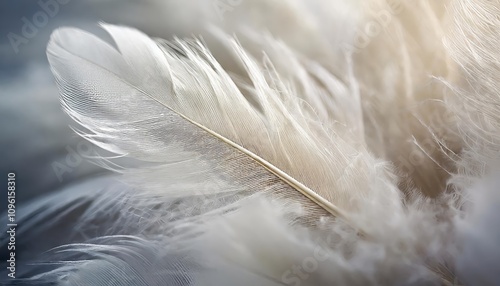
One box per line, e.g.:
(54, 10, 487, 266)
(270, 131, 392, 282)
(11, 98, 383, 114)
(4, 0, 500, 285)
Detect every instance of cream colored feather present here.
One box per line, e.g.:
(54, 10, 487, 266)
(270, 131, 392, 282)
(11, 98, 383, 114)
(43, 23, 450, 285)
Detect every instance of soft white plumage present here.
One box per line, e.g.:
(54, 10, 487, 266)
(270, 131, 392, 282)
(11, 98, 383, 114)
(4, 0, 500, 285)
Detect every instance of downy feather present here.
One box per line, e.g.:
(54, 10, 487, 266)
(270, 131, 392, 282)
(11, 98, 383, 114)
(47, 24, 404, 229)
(40, 23, 461, 285)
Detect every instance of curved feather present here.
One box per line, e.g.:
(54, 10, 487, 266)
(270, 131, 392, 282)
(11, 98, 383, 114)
(46, 24, 403, 230)
(44, 22, 463, 285)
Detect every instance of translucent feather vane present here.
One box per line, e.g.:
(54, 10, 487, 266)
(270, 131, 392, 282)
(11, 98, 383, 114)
(43, 23, 450, 285)
(47, 24, 403, 230)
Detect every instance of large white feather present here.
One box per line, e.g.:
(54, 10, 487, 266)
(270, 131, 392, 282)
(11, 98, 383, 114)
(41, 23, 464, 285)
(47, 24, 406, 229)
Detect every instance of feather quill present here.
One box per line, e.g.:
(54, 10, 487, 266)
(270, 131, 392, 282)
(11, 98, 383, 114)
(41, 23, 465, 285)
(47, 24, 403, 231)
